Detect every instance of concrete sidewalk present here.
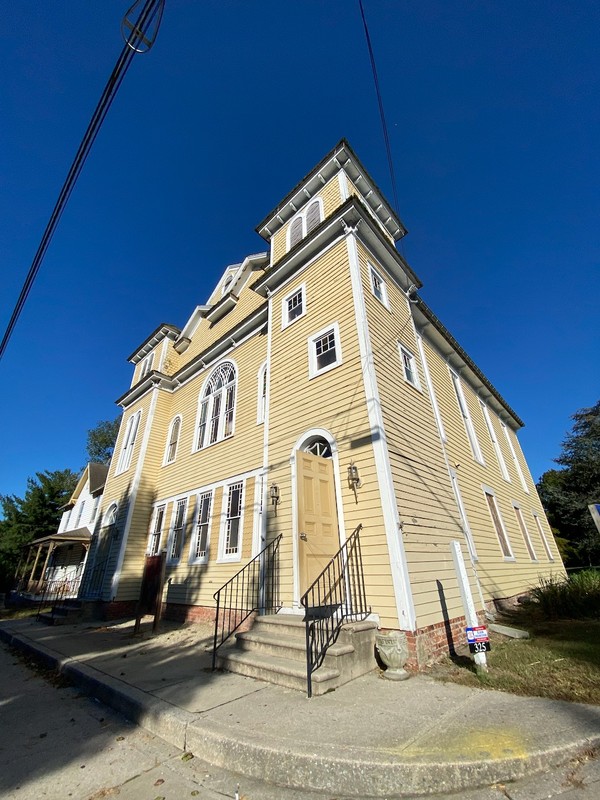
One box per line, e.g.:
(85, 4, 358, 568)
(1, 616, 599, 798)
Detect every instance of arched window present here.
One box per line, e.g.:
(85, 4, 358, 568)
(289, 216, 303, 249)
(115, 411, 142, 474)
(257, 362, 268, 424)
(195, 362, 237, 449)
(305, 200, 321, 234)
(165, 416, 181, 464)
(287, 199, 323, 251)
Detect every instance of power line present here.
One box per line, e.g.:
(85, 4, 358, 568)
(0, 0, 165, 363)
(358, 0, 400, 218)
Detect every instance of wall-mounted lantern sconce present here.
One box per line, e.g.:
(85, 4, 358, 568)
(348, 462, 361, 503)
(270, 483, 280, 514)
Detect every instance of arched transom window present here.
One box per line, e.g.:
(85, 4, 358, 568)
(304, 437, 332, 458)
(195, 363, 237, 449)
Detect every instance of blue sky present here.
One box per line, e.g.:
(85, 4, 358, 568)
(0, 1, 598, 503)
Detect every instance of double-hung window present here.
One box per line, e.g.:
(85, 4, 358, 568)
(257, 363, 268, 424)
(195, 363, 236, 449)
(221, 482, 243, 560)
(139, 354, 153, 379)
(501, 422, 529, 493)
(165, 416, 181, 464)
(148, 504, 165, 556)
(308, 323, 342, 378)
(399, 345, 421, 390)
(451, 371, 484, 465)
(513, 503, 536, 560)
(168, 498, 187, 563)
(369, 265, 389, 308)
(480, 402, 510, 481)
(532, 512, 554, 561)
(282, 285, 306, 328)
(190, 491, 213, 564)
(115, 411, 142, 474)
(483, 488, 513, 559)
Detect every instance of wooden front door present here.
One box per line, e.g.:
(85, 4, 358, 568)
(297, 450, 340, 594)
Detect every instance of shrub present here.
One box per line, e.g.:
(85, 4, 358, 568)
(529, 570, 600, 619)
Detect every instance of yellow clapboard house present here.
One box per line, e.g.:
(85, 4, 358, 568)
(80, 140, 563, 685)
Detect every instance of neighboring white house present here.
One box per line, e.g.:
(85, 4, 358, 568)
(17, 463, 109, 595)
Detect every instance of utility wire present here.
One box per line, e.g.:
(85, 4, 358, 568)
(0, 0, 164, 363)
(358, 0, 400, 218)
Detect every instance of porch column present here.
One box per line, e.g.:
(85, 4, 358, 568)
(28, 544, 44, 589)
(37, 543, 55, 592)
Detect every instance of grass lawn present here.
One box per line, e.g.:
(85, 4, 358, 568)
(428, 615, 600, 705)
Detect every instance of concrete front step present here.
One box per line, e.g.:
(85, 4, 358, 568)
(217, 613, 378, 695)
(216, 647, 341, 695)
(235, 628, 354, 664)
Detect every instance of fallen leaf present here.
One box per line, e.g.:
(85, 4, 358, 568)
(154, 779, 165, 786)
(182, 752, 194, 762)
(116, 736, 125, 741)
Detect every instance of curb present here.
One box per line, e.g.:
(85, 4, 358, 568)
(2, 624, 599, 797)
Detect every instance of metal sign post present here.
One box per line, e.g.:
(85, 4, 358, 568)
(450, 540, 488, 673)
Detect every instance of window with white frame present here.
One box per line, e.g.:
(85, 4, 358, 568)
(257, 363, 268, 424)
(164, 416, 181, 464)
(308, 323, 342, 378)
(369, 265, 389, 307)
(75, 500, 85, 528)
(190, 491, 213, 563)
(195, 363, 236, 449)
(148, 504, 166, 556)
(501, 422, 529, 493)
(513, 503, 537, 560)
(399, 344, 421, 390)
(480, 401, 510, 481)
(532, 512, 554, 561)
(223, 482, 243, 559)
(90, 495, 100, 525)
(287, 199, 323, 250)
(483, 488, 513, 559)
(139, 354, 153, 379)
(115, 410, 142, 474)
(282, 284, 306, 328)
(168, 498, 188, 562)
(416, 334, 446, 441)
(451, 371, 485, 464)
(450, 469, 477, 560)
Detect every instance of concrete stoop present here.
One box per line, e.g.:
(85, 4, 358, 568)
(216, 613, 377, 695)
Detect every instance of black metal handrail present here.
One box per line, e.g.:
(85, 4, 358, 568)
(212, 534, 283, 669)
(300, 524, 369, 698)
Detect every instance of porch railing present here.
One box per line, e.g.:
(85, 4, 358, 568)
(300, 524, 370, 698)
(212, 534, 282, 670)
(36, 574, 82, 620)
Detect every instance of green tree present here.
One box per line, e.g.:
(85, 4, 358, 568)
(0, 469, 79, 591)
(537, 400, 600, 567)
(86, 416, 121, 464)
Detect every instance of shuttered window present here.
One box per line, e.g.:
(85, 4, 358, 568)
(289, 216, 303, 248)
(305, 200, 321, 233)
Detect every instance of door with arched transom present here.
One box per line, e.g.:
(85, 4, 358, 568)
(296, 438, 340, 594)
